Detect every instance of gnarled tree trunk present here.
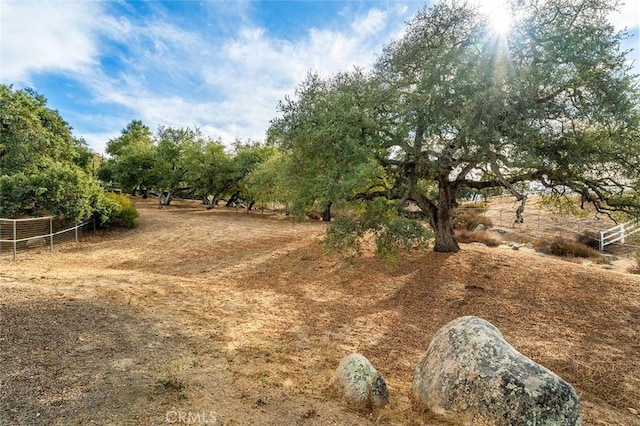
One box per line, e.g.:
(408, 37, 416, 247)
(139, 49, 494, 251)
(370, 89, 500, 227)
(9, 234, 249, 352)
(159, 191, 173, 206)
(322, 201, 333, 222)
(431, 211, 459, 253)
(417, 178, 460, 253)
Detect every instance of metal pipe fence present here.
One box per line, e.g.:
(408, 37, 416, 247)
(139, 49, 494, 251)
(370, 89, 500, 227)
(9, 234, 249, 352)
(0, 217, 94, 260)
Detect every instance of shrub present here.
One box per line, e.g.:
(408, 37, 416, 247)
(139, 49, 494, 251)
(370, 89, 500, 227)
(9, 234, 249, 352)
(535, 236, 600, 258)
(460, 202, 488, 213)
(629, 252, 640, 275)
(453, 209, 493, 231)
(455, 229, 502, 247)
(576, 231, 600, 250)
(105, 193, 138, 229)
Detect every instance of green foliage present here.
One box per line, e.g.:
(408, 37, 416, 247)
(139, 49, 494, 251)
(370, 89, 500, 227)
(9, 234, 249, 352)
(100, 120, 156, 195)
(269, 70, 386, 221)
(154, 126, 204, 203)
(535, 236, 600, 258)
(104, 193, 139, 229)
(98, 121, 276, 208)
(184, 139, 232, 203)
(323, 217, 365, 258)
(539, 194, 590, 218)
(0, 85, 78, 173)
(324, 204, 432, 264)
(0, 85, 108, 222)
(269, 0, 640, 253)
(375, 218, 432, 265)
(29, 160, 105, 222)
(228, 142, 278, 206)
(245, 151, 292, 209)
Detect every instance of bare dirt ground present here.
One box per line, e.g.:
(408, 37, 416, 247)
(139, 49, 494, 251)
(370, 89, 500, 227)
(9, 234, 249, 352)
(1, 198, 639, 425)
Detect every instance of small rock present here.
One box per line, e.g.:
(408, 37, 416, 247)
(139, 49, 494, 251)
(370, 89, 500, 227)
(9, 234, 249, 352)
(600, 264, 614, 270)
(414, 316, 582, 425)
(474, 224, 486, 232)
(327, 353, 389, 411)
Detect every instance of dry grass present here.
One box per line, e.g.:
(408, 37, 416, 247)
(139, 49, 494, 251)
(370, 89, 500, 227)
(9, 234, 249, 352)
(1, 198, 639, 425)
(575, 231, 601, 250)
(454, 229, 502, 247)
(629, 252, 640, 274)
(535, 236, 602, 258)
(453, 209, 493, 231)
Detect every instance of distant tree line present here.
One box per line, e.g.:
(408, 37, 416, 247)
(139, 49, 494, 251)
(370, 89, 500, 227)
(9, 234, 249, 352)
(97, 120, 276, 209)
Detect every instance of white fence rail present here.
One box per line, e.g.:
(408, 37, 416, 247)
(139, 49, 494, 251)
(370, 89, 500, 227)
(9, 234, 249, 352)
(0, 217, 94, 261)
(599, 220, 640, 251)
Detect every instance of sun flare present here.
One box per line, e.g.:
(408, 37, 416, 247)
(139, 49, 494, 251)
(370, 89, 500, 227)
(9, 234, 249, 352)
(490, 8, 512, 35)
(474, 0, 513, 36)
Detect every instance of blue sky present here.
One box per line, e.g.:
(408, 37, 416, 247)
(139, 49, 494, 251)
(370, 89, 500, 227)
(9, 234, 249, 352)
(1, 0, 638, 155)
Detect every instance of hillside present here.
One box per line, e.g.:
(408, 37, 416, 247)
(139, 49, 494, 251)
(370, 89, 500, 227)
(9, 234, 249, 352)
(1, 198, 639, 425)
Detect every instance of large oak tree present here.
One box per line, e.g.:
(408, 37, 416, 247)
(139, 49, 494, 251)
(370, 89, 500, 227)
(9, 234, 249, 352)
(269, 0, 640, 253)
(0, 85, 109, 222)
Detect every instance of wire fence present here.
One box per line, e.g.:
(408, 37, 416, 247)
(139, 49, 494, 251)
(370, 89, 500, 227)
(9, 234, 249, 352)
(457, 206, 640, 257)
(0, 217, 95, 260)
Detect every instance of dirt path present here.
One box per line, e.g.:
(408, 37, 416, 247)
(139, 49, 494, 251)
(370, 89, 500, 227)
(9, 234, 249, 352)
(1, 198, 639, 425)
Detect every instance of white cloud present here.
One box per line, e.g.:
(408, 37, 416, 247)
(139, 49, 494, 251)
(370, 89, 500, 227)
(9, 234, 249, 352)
(608, 0, 640, 31)
(83, 6, 402, 149)
(78, 131, 120, 156)
(0, 0, 102, 83)
(1, 2, 415, 152)
(351, 9, 388, 36)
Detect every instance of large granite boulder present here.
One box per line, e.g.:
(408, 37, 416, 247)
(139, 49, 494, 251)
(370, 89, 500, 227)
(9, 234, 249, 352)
(414, 316, 582, 425)
(328, 353, 389, 411)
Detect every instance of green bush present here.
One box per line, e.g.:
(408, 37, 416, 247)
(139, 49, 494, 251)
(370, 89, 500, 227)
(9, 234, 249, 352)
(535, 236, 600, 258)
(105, 193, 138, 228)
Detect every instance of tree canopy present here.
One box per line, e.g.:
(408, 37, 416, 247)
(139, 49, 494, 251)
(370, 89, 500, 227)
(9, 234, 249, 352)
(268, 0, 640, 253)
(0, 85, 110, 222)
(100, 122, 276, 207)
